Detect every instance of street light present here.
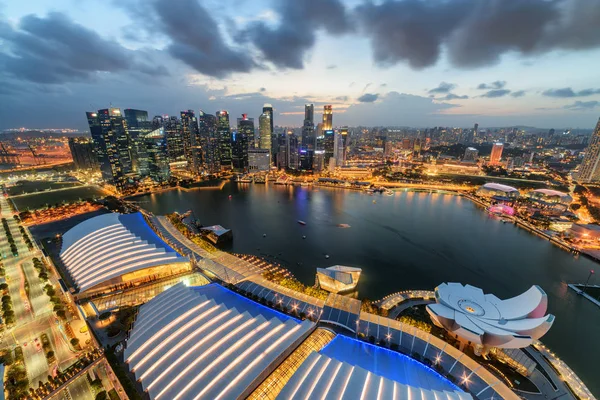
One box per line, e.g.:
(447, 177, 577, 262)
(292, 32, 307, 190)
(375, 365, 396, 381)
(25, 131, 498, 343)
(582, 269, 595, 296)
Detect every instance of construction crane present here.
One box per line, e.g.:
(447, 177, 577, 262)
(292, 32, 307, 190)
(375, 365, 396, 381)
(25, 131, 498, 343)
(0, 142, 20, 166)
(28, 144, 44, 165)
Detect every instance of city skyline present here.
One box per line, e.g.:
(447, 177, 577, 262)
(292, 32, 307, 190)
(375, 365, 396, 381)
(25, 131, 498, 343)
(1, 0, 600, 130)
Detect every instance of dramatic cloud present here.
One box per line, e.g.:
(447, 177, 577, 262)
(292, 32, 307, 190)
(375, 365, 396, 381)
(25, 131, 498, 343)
(239, 0, 352, 69)
(477, 81, 506, 90)
(511, 90, 526, 98)
(480, 89, 511, 98)
(564, 101, 599, 110)
(151, 0, 255, 78)
(428, 82, 456, 94)
(356, 0, 600, 70)
(543, 87, 600, 98)
(357, 93, 379, 103)
(0, 12, 165, 84)
(440, 93, 469, 100)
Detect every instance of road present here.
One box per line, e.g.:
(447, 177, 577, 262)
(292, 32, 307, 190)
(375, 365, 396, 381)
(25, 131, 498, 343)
(66, 373, 94, 400)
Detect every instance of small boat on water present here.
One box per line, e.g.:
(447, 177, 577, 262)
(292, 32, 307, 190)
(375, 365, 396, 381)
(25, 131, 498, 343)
(297, 220, 306, 225)
(302, 235, 306, 239)
(337, 224, 351, 228)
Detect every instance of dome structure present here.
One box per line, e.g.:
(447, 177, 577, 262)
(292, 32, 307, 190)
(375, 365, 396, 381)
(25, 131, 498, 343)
(426, 283, 554, 349)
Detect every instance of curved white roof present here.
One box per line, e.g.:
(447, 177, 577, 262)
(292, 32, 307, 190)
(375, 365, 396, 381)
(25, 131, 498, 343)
(125, 283, 313, 400)
(531, 189, 568, 197)
(60, 212, 188, 293)
(481, 183, 518, 193)
(427, 283, 554, 349)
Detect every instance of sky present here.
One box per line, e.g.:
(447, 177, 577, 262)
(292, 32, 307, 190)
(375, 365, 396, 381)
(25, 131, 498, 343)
(1, 0, 600, 131)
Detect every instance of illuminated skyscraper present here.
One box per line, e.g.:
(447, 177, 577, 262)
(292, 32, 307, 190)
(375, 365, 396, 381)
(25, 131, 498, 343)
(199, 111, 219, 174)
(237, 114, 255, 149)
(144, 128, 170, 183)
(324, 129, 335, 167)
(259, 112, 272, 160)
(577, 118, 600, 182)
(68, 137, 97, 170)
(216, 110, 232, 169)
(231, 130, 249, 172)
(489, 143, 504, 165)
(124, 109, 150, 177)
(165, 116, 185, 162)
(322, 105, 333, 130)
(180, 110, 199, 170)
(463, 147, 479, 163)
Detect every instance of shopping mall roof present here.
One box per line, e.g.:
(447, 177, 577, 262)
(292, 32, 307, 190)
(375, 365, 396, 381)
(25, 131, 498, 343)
(277, 335, 470, 399)
(125, 283, 314, 400)
(480, 182, 519, 193)
(60, 212, 188, 293)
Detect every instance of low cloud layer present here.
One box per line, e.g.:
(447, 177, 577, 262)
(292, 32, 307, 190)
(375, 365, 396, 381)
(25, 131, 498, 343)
(543, 87, 600, 98)
(478, 81, 506, 90)
(564, 101, 599, 110)
(428, 82, 456, 94)
(357, 93, 379, 102)
(480, 89, 511, 98)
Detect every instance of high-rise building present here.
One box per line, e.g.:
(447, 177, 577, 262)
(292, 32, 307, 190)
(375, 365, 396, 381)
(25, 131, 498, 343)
(152, 115, 165, 130)
(68, 137, 97, 170)
(286, 130, 299, 169)
(248, 148, 270, 171)
(216, 111, 232, 169)
(489, 143, 504, 165)
(199, 111, 219, 174)
(463, 147, 479, 163)
(180, 110, 199, 170)
(165, 116, 185, 163)
(323, 129, 335, 167)
(237, 114, 255, 149)
(262, 103, 275, 158)
(322, 105, 333, 131)
(124, 109, 151, 177)
(300, 104, 315, 170)
(259, 112, 272, 157)
(144, 128, 170, 183)
(334, 127, 348, 167)
(231, 130, 249, 172)
(577, 118, 600, 182)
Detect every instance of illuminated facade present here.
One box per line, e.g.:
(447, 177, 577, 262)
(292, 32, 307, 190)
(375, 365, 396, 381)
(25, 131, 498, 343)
(476, 183, 519, 199)
(259, 112, 272, 158)
(180, 110, 199, 170)
(489, 142, 503, 165)
(144, 128, 170, 183)
(322, 104, 332, 131)
(527, 189, 573, 206)
(427, 283, 554, 350)
(577, 118, 600, 182)
(216, 110, 232, 169)
(198, 111, 219, 174)
(60, 212, 189, 296)
(316, 265, 362, 293)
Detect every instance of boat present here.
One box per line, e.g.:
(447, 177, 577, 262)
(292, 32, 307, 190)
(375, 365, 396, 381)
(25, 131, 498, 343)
(385, 190, 394, 196)
(300, 182, 309, 187)
(297, 220, 306, 225)
(337, 224, 351, 228)
(302, 235, 306, 239)
(325, 254, 330, 259)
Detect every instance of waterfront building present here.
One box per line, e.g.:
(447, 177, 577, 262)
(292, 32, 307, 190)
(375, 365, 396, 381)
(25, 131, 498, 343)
(527, 189, 573, 206)
(427, 283, 554, 351)
(463, 147, 479, 163)
(248, 148, 270, 171)
(259, 112, 272, 162)
(60, 212, 190, 298)
(237, 114, 255, 149)
(124, 108, 151, 177)
(476, 183, 519, 200)
(198, 111, 219, 174)
(568, 223, 600, 243)
(489, 142, 503, 165)
(316, 265, 362, 293)
(180, 110, 199, 170)
(164, 116, 185, 163)
(322, 104, 333, 131)
(144, 128, 170, 183)
(231, 130, 249, 172)
(216, 110, 232, 170)
(68, 137, 97, 170)
(577, 118, 600, 182)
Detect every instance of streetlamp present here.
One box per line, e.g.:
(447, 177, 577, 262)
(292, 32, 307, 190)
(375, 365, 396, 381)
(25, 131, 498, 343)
(582, 269, 595, 296)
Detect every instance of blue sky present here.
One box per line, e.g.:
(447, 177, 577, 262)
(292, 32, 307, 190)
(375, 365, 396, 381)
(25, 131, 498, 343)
(1, 0, 600, 130)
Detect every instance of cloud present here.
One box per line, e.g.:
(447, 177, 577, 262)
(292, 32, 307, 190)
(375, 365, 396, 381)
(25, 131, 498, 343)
(356, 0, 600, 70)
(428, 82, 456, 94)
(151, 0, 255, 78)
(477, 81, 506, 89)
(439, 93, 469, 100)
(0, 12, 165, 84)
(380, 83, 387, 87)
(334, 95, 349, 102)
(480, 89, 511, 98)
(260, 87, 266, 92)
(564, 101, 599, 110)
(238, 0, 352, 69)
(357, 93, 379, 102)
(326, 64, 337, 69)
(543, 87, 600, 98)
(511, 90, 526, 98)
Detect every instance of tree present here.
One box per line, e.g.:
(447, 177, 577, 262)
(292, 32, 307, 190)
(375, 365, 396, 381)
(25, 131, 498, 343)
(46, 351, 54, 360)
(70, 338, 80, 347)
(0, 283, 7, 291)
(95, 391, 108, 400)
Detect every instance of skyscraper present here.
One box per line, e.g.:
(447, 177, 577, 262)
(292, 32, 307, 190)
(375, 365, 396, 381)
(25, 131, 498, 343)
(180, 110, 199, 170)
(216, 110, 232, 169)
(144, 128, 170, 183)
(322, 105, 333, 131)
(68, 137, 97, 170)
(259, 112, 272, 156)
(301, 104, 315, 170)
(237, 114, 255, 149)
(124, 109, 150, 177)
(463, 147, 479, 163)
(577, 118, 600, 182)
(489, 143, 504, 165)
(231, 130, 249, 172)
(199, 111, 219, 174)
(165, 116, 185, 163)
(323, 129, 335, 167)
(286, 130, 299, 169)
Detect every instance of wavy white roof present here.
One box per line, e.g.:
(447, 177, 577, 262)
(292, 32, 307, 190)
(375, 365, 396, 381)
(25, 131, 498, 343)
(125, 283, 313, 400)
(481, 183, 518, 193)
(60, 212, 188, 293)
(427, 283, 554, 348)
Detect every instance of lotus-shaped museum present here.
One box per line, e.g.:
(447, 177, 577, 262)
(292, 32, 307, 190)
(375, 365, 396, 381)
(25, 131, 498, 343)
(426, 283, 554, 349)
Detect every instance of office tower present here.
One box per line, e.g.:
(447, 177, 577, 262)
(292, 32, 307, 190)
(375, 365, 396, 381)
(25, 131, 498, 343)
(489, 143, 504, 165)
(474, 123, 479, 134)
(180, 110, 199, 170)
(302, 104, 315, 148)
(86, 108, 131, 190)
(237, 114, 255, 149)
(216, 111, 232, 169)
(577, 118, 600, 182)
(340, 127, 348, 165)
(463, 147, 479, 163)
(324, 129, 335, 167)
(248, 148, 270, 171)
(68, 137, 97, 170)
(152, 115, 165, 130)
(144, 128, 170, 183)
(262, 103, 275, 156)
(402, 138, 412, 150)
(231, 130, 249, 172)
(322, 105, 333, 131)
(124, 109, 150, 177)
(165, 116, 185, 162)
(199, 111, 219, 174)
(259, 112, 272, 155)
(314, 132, 325, 171)
(286, 130, 299, 169)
